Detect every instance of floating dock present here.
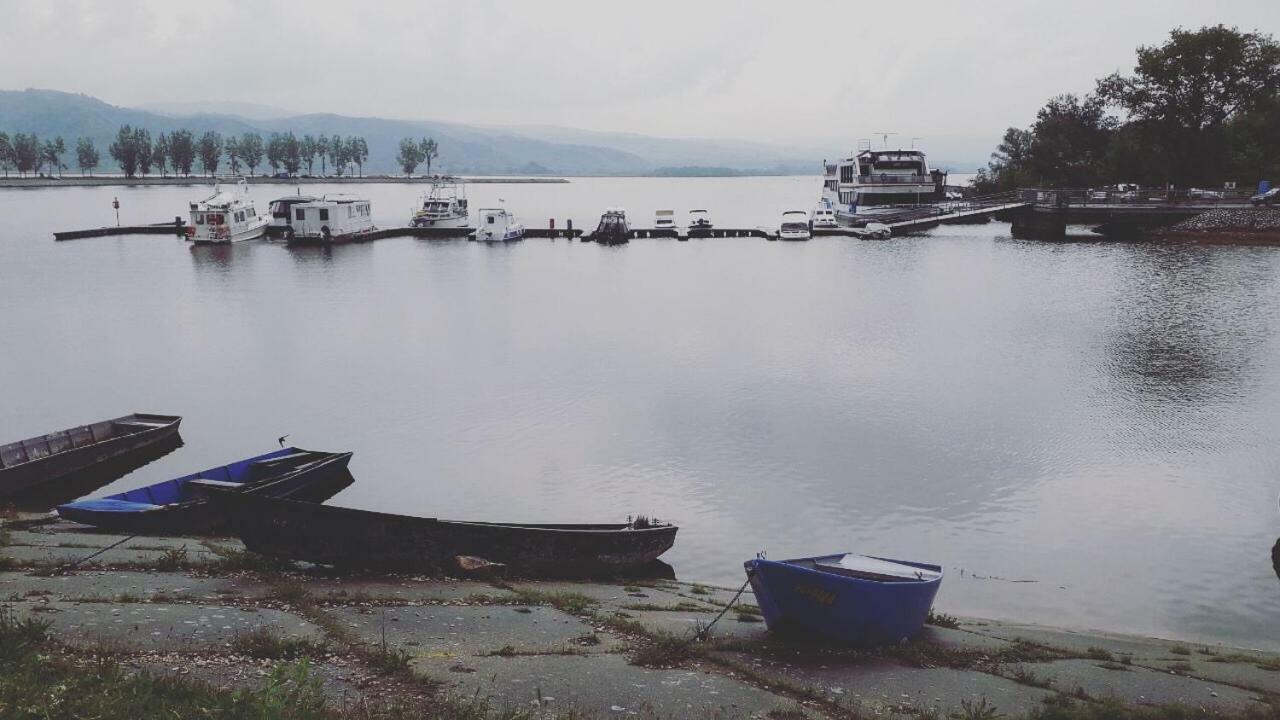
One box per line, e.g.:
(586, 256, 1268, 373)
(54, 220, 187, 241)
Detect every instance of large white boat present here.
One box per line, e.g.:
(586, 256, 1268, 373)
(284, 195, 375, 245)
(410, 181, 469, 229)
(266, 194, 320, 238)
(820, 146, 947, 226)
(472, 208, 524, 243)
(186, 178, 269, 243)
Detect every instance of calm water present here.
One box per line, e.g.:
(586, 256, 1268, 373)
(2, 177, 1279, 650)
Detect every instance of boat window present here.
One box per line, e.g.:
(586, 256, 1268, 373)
(295, 208, 305, 221)
(487, 215, 495, 224)
(195, 214, 205, 225)
(319, 209, 329, 221)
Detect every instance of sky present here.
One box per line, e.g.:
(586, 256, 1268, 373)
(1, 0, 1276, 161)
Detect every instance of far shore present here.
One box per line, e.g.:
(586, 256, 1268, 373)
(0, 175, 569, 188)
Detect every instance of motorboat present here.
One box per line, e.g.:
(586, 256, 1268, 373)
(266, 194, 320, 238)
(284, 195, 375, 244)
(410, 181, 470, 229)
(778, 210, 811, 240)
(186, 178, 269, 243)
(593, 208, 630, 245)
(472, 208, 524, 243)
(687, 209, 713, 231)
(810, 202, 838, 229)
(745, 552, 942, 645)
(654, 209, 677, 232)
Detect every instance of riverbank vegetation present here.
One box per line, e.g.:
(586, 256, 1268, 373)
(974, 25, 1280, 193)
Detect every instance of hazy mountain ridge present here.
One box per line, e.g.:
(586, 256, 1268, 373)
(0, 89, 829, 175)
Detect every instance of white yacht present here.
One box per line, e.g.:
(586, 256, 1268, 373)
(687, 209, 713, 231)
(820, 145, 947, 226)
(472, 208, 524, 243)
(810, 201, 838, 229)
(654, 209, 677, 231)
(778, 210, 811, 240)
(186, 178, 268, 243)
(410, 181, 470, 229)
(284, 195, 375, 244)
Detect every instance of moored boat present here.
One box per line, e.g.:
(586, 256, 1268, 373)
(205, 490, 679, 576)
(57, 447, 352, 534)
(745, 552, 942, 645)
(410, 181, 470, 229)
(472, 208, 525, 243)
(778, 210, 811, 240)
(186, 178, 268, 243)
(0, 414, 182, 501)
(820, 146, 947, 228)
(284, 195, 375, 245)
(266, 194, 320, 238)
(687, 209, 713, 233)
(592, 208, 630, 245)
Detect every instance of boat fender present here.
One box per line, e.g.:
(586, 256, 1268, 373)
(320, 226, 331, 240)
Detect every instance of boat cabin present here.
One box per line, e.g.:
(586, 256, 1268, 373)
(287, 195, 374, 243)
(823, 148, 947, 210)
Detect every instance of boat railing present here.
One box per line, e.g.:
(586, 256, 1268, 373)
(856, 174, 935, 185)
(1017, 187, 1256, 207)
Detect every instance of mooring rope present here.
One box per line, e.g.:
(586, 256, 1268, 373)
(694, 573, 754, 642)
(51, 534, 139, 574)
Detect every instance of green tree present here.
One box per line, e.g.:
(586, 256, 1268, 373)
(225, 136, 242, 174)
(109, 125, 140, 178)
(41, 136, 66, 177)
(198, 131, 222, 176)
(0, 133, 14, 177)
(133, 128, 152, 176)
(420, 137, 439, 176)
(168, 129, 196, 177)
(1097, 25, 1280, 185)
(265, 132, 285, 174)
(152, 133, 170, 177)
(283, 132, 302, 175)
(239, 132, 264, 176)
(397, 137, 424, 175)
(329, 136, 349, 177)
(300, 134, 317, 175)
(349, 136, 368, 176)
(316, 134, 330, 176)
(75, 137, 99, 176)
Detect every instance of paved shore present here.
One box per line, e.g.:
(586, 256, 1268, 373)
(3, 512, 1277, 719)
(0, 175, 569, 188)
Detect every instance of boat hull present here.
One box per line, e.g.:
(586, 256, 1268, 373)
(411, 215, 470, 229)
(210, 492, 678, 576)
(57, 450, 353, 534)
(745, 555, 942, 645)
(0, 414, 182, 501)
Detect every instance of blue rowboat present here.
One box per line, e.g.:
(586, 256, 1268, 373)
(57, 447, 352, 534)
(744, 553, 943, 645)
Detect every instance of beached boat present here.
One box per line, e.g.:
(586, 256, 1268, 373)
(186, 178, 268, 243)
(284, 195, 375, 244)
(56, 447, 352, 534)
(745, 553, 942, 645)
(411, 181, 470, 229)
(472, 208, 525, 243)
(593, 208, 630, 245)
(0, 414, 182, 501)
(778, 210, 811, 240)
(204, 490, 678, 575)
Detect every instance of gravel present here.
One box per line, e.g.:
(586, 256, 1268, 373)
(1169, 208, 1280, 232)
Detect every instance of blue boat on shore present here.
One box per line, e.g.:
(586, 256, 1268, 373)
(57, 447, 353, 534)
(745, 553, 943, 645)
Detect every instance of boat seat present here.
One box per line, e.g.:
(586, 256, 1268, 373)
(63, 498, 159, 513)
(250, 452, 315, 467)
(187, 479, 241, 490)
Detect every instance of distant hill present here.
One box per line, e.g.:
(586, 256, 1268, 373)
(0, 89, 831, 176)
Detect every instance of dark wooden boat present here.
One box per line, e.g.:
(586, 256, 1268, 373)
(0, 414, 182, 501)
(57, 448, 352, 534)
(206, 489, 679, 576)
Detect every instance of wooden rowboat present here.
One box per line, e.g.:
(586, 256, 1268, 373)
(206, 488, 678, 576)
(0, 414, 182, 501)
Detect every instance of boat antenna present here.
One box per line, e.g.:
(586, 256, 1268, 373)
(277, 434, 289, 447)
(911, 137, 922, 149)
(872, 132, 897, 148)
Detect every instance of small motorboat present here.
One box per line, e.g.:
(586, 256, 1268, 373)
(687, 209, 713, 235)
(472, 207, 525, 243)
(592, 208, 631, 245)
(0, 414, 182, 501)
(778, 210, 812, 240)
(654, 209, 677, 233)
(745, 552, 942, 645)
(202, 489, 679, 576)
(57, 447, 352, 534)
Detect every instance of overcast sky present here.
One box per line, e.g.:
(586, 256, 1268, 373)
(2, 0, 1276, 159)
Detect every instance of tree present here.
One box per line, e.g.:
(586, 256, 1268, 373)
(1097, 25, 1280, 185)
(152, 133, 170, 177)
(397, 138, 424, 175)
(329, 136, 347, 177)
(109, 125, 140, 178)
(198, 131, 223, 176)
(300, 134, 317, 175)
(225, 136, 242, 174)
(41, 136, 66, 177)
(283, 132, 302, 175)
(168, 129, 196, 177)
(317, 134, 330, 176)
(349, 136, 368, 177)
(239, 133, 264, 176)
(75, 137, 99, 176)
(420, 137, 439, 176)
(0, 133, 13, 177)
(133, 128, 152, 177)
(266, 132, 285, 174)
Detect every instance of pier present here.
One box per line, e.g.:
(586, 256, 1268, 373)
(53, 219, 187, 241)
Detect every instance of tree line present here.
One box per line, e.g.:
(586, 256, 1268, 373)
(0, 128, 390, 179)
(973, 25, 1280, 193)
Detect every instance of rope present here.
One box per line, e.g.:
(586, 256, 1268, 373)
(50, 534, 138, 575)
(694, 574, 754, 642)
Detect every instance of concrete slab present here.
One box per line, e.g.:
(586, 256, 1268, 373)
(125, 655, 383, 705)
(305, 578, 516, 604)
(8, 530, 218, 552)
(324, 604, 608, 657)
(1142, 655, 1280, 696)
(622, 609, 769, 643)
(1, 544, 219, 567)
(963, 620, 1229, 666)
(917, 626, 1017, 655)
(511, 581, 721, 613)
(1006, 659, 1264, 709)
(713, 651, 1054, 718)
(414, 652, 799, 719)
(9, 601, 322, 652)
(0, 570, 269, 602)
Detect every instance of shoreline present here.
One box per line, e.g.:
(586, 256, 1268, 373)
(3, 511, 1277, 718)
(0, 175, 570, 188)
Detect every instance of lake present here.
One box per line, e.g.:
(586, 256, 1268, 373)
(2, 176, 1278, 650)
